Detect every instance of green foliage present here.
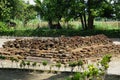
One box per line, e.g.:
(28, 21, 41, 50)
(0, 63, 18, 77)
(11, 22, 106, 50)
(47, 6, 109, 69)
(32, 62, 37, 67)
(69, 61, 77, 72)
(20, 60, 26, 68)
(42, 60, 48, 66)
(10, 57, 15, 62)
(88, 65, 99, 79)
(14, 58, 19, 63)
(0, 0, 117, 30)
(35, 0, 65, 22)
(0, 0, 26, 21)
(67, 55, 112, 80)
(0, 0, 37, 25)
(71, 73, 84, 80)
(0, 0, 11, 21)
(10, 57, 19, 62)
(21, 4, 37, 26)
(69, 62, 77, 68)
(0, 55, 6, 60)
(0, 27, 119, 38)
(77, 60, 83, 67)
(55, 62, 61, 69)
(0, 21, 8, 31)
(113, 1, 120, 20)
(100, 54, 112, 70)
(26, 61, 31, 67)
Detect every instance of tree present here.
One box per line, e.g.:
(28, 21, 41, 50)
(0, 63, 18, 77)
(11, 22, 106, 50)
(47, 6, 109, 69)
(64, 64, 67, 71)
(42, 60, 47, 70)
(0, 0, 25, 21)
(49, 64, 54, 73)
(55, 62, 61, 71)
(20, 60, 26, 69)
(14, 58, 19, 68)
(26, 61, 31, 69)
(0, 0, 37, 27)
(10, 57, 19, 68)
(69, 61, 77, 73)
(65, 0, 114, 30)
(113, 0, 120, 20)
(77, 60, 83, 71)
(35, 0, 69, 29)
(34, 0, 114, 30)
(0, 0, 11, 21)
(32, 62, 37, 69)
(21, 4, 37, 27)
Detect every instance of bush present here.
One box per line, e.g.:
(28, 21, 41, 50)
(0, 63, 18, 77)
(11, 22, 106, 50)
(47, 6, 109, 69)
(67, 55, 112, 80)
(0, 21, 8, 31)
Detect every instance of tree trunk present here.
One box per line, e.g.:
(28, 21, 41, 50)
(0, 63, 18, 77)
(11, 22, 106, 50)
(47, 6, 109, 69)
(80, 15, 85, 30)
(88, 15, 94, 29)
(87, 0, 94, 30)
(48, 19, 53, 29)
(57, 21, 62, 29)
(83, 13, 88, 30)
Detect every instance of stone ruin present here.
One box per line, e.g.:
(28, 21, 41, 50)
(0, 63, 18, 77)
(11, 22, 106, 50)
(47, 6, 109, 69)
(0, 34, 120, 64)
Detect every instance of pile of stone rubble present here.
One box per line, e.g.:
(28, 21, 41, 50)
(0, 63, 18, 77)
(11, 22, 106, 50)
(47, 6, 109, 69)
(0, 34, 120, 64)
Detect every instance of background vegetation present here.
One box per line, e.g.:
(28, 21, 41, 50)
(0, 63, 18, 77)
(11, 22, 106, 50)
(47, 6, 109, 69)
(0, 0, 120, 38)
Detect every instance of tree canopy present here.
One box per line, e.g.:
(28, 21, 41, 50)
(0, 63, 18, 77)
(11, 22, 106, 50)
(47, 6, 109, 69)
(34, 0, 116, 30)
(0, 0, 37, 25)
(0, 0, 120, 30)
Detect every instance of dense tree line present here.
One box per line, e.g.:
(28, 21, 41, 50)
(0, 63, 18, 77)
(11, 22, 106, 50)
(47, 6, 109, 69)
(0, 0, 120, 30)
(0, 0, 37, 26)
(35, 0, 120, 30)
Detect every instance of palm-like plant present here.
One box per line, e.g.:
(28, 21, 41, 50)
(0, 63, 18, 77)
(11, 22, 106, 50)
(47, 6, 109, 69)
(42, 60, 48, 70)
(32, 62, 37, 69)
(26, 61, 31, 69)
(69, 61, 77, 73)
(20, 62, 23, 69)
(64, 64, 67, 71)
(77, 60, 83, 72)
(38, 63, 41, 69)
(14, 58, 19, 68)
(55, 62, 61, 71)
(20, 60, 26, 69)
(49, 64, 54, 73)
(10, 57, 15, 68)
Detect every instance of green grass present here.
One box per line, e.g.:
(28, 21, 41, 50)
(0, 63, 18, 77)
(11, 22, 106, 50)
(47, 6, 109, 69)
(94, 21, 119, 30)
(0, 20, 120, 38)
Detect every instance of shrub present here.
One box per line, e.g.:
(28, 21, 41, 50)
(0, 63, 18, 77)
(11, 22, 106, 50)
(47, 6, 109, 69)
(0, 21, 8, 31)
(67, 55, 112, 80)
